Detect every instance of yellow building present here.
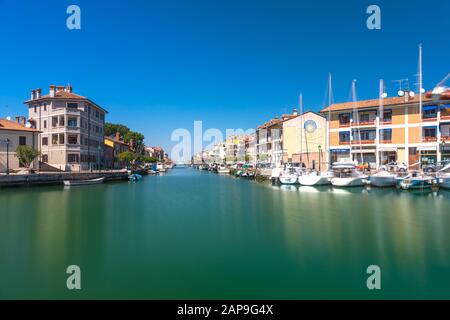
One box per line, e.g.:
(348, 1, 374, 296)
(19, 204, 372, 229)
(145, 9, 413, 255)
(282, 111, 327, 169)
(321, 91, 450, 168)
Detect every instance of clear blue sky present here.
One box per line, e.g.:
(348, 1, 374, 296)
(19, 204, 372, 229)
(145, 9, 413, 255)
(0, 0, 449, 151)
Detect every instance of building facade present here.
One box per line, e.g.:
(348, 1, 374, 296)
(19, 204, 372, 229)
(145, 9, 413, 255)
(25, 85, 108, 171)
(282, 111, 327, 169)
(321, 91, 450, 168)
(0, 118, 40, 173)
(104, 132, 130, 169)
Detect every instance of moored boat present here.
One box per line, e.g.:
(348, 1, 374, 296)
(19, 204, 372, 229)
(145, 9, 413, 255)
(279, 167, 300, 185)
(298, 171, 331, 186)
(63, 177, 105, 187)
(217, 165, 230, 175)
(369, 170, 398, 187)
(398, 171, 434, 190)
(436, 163, 450, 189)
(330, 162, 367, 187)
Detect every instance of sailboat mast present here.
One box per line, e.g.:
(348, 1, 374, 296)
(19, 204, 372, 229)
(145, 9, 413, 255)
(327, 73, 333, 168)
(418, 44, 423, 159)
(352, 80, 364, 164)
(299, 93, 303, 165)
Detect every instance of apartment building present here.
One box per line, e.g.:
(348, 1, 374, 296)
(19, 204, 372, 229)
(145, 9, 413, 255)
(25, 85, 108, 171)
(104, 132, 130, 169)
(321, 91, 450, 168)
(0, 117, 40, 173)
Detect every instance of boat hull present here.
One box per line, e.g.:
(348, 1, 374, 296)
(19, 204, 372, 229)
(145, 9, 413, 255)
(399, 179, 433, 190)
(298, 175, 330, 186)
(331, 177, 366, 187)
(63, 177, 105, 186)
(279, 176, 298, 185)
(369, 176, 397, 187)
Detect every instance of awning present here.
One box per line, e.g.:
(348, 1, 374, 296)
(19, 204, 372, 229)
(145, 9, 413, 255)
(379, 147, 398, 152)
(417, 146, 437, 151)
(423, 105, 438, 111)
(351, 149, 376, 153)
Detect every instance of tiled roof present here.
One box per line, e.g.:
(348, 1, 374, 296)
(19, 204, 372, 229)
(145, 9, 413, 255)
(320, 94, 434, 113)
(105, 136, 129, 146)
(40, 90, 86, 100)
(0, 119, 40, 132)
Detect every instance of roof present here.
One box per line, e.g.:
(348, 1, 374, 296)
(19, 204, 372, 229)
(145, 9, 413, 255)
(258, 114, 298, 129)
(320, 94, 438, 113)
(0, 119, 40, 133)
(24, 87, 108, 113)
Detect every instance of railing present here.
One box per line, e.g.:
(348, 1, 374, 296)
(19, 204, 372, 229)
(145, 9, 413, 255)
(441, 114, 450, 120)
(380, 119, 392, 125)
(352, 120, 375, 126)
(351, 139, 376, 145)
(422, 137, 437, 142)
(423, 117, 437, 122)
(339, 122, 350, 128)
(379, 139, 392, 144)
(339, 141, 350, 145)
(441, 136, 450, 142)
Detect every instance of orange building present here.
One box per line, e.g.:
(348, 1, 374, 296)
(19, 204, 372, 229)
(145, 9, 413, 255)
(320, 91, 450, 168)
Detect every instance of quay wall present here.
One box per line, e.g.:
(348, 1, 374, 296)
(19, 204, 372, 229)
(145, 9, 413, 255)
(0, 171, 129, 188)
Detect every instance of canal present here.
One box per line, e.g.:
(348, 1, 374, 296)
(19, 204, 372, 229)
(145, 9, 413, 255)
(1, 168, 450, 299)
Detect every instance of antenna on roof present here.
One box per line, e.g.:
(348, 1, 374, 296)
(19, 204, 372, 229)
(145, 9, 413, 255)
(392, 78, 409, 96)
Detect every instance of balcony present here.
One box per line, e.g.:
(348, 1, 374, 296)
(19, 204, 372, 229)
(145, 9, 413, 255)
(423, 117, 437, 122)
(339, 122, 350, 128)
(339, 141, 350, 145)
(422, 136, 437, 143)
(441, 136, 450, 143)
(380, 139, 392, 144)
(352, 120, 375, 127)
(380, 119, 392, 125)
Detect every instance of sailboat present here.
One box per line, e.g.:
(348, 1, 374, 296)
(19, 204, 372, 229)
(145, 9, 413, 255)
(298, 77, 332, 186)
(330, 81, 368, 187)
(436, 163, 450, 189)
(369, 79, 398, 188)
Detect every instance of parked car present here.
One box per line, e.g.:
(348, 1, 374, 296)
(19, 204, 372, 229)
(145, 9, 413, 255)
(379, 161, 408, 172)
(422, 160, 450, 173)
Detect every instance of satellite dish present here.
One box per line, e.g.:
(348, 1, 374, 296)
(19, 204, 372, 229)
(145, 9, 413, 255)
(381, 92, 388, 98)
(6, 116, 11, 121)
(420, 88, 426, 94)
(25, 122, 32, 128)
(398, 90, 405, 97)
(409, 91, 415, 97)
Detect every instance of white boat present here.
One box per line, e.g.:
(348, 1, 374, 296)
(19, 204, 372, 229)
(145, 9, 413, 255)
(270, 167, 283, 181)
(369, 170, 397, 187)
(63, 177, 105, 186)
(298, 171, 331, 186)
(436, 163, 450, 189)
(399, 171, 434, 190)
(279, 167, 299, 185)
(157, 163, 167, 172)
(217, 165, 230, 175)
(330, 162, 367, 187)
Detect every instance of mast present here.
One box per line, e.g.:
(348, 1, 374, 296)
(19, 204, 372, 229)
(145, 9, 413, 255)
(352, 80, 364, 164)
(378, 79, 384, 168)
(327, 73, 333, 168)
(418, 44, 423, 167)
(299, 93, 303, 165)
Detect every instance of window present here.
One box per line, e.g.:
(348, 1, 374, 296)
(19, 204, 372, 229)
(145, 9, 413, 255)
(68, 135, 78, 145)
(59, 133, 65, 145)
(19, 136, 26, 146)
(382, 110, 392, 122)
(52, 134, 58, 145)
(100, 113, 105, 121)
(359, 113, 370, 122)
(68, 154, 80, 163)
(68, 117, 77, 127)
(67, 103, 78, 109)
(424, 128, 437, 138)
(44, 104, 47, 111)
(59, 116, 65, 127)
(95, 110, 99, 118)
(52, 116, 58, 127)
(42, 137, 48, 146)
(423, 106, 437, 119)
(34, 106, 37, 113)
(42, 154, 48, 163)
(339, 113, 351, 125)
(339, 132, 350, 143)
(380, 129, 392, 142)
(80, 118, 83, 127)
(43, 120, 47, 129)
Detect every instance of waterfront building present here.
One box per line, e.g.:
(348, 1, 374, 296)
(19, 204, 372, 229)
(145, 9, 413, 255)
(256, 113, 297, 166)
(0, 117, 40, 173)
(225, 135, 239, 164)
(282, 111, 327, 169)
(211, 142, 226, 163)
(104, 132, 130, 169)
(25, 85, 108, 171)
(321, 90, 450, 168)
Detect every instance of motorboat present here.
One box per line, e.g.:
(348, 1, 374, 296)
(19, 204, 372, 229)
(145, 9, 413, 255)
(129, 173, 143, 182)
(436, 163, 450, 189)
(63, 176, 105, 187)
(157, 163, 167, 172)
(398, 171, 435, 190)
(298, 171, 331, 186)
(217, 165, 230, 175)
(270, 167, 283, 183)
(368, 170, 397, 187)
(330, 162, 367, 187)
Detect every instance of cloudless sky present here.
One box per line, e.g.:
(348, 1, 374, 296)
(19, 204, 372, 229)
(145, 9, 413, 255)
(0, 0, 449, 152)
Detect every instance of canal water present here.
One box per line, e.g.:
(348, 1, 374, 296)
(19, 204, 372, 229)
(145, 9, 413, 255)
(1, 168, 450, 299)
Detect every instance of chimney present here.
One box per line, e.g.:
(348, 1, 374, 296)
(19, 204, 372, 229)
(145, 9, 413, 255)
(36, 88, 42, 99)
(116, 132, 120, 141)
(49, 85, 56, 97)
(15, 116, 20, 123)
(20, 116, 26, 125)
(65, 84, 73, 93)
(31, 89, 36, 100)
(293, 108, 298, 116)
(56, 85, 65, 92)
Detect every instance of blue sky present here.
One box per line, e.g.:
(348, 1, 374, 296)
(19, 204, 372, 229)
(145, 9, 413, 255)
(0, 0, 449, 151)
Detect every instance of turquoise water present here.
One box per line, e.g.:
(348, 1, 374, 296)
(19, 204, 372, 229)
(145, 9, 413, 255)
(1, 168, 450, 299)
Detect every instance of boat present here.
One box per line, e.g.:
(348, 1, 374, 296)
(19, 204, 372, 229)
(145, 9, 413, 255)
(279, 167, 300, 185)
(398, 171, 434, 190)
(436, 163, 450, 189)
(330, 162, 367, 187)
(368, 170, 398, 187)
(298, 171, 331, 186)
(157, 163, 167, 172)
(270, 167, 283, 183)
(129, 173, 143, 182)
(217, 165, 230, 175)
(63, 176, 105, 186)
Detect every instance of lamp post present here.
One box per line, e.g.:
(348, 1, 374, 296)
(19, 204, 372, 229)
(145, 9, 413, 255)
(1, 138, 11, 175)
(318, 145, 322, 172)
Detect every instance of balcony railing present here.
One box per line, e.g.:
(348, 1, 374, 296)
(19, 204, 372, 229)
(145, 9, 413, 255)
(352, 120, 375, 127)
(380, 119, 392, 125)
(339, 141, 350, 145)
(380, 139, 392, 144)
(422, 136, 437, 142)
(423, 117, 437, 122)
(351, 139, 376, 145)
(441, 114, 450, 121)
(339, 122, 350, 128)
(441, 136, 450, 143)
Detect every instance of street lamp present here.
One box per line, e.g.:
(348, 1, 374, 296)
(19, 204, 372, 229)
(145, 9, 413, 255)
(318, 145, 322, 172)
(0, 138, 11, 175)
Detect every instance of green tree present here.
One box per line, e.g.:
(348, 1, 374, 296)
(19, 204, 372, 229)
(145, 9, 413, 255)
(125, 131, 145, 154)
(16, 145, 40, 169)
(104, 123, 130, 137)
(118, 151, 134, 166)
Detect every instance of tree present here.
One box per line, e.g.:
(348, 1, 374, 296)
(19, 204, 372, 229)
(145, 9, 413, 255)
(16, 145, 40, 169)
(104, 123, 130, 137)
(118, 151, 134, 166)
(125, 131, 145, 154)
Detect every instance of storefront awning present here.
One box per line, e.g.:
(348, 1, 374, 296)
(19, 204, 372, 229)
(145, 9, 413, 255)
(351, 149, 376, 153)
(379, 147, 397, 152)
(417, 146, 437, 151)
